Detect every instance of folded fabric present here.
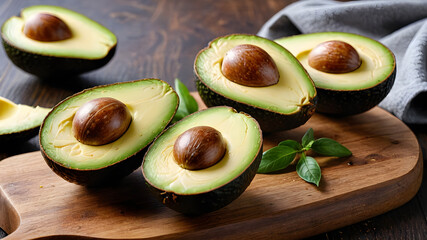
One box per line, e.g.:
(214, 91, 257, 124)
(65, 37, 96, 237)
(258, 0, 427, 124)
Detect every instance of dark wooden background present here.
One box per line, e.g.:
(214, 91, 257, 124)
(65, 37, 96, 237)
(0, 0, 426, 239)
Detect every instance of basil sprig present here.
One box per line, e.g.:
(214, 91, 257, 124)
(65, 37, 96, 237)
(172, 78, 198, 123)
(258, 128, 352, 186)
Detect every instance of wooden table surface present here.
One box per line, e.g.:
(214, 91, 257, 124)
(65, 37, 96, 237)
(0, 0, 425, 239)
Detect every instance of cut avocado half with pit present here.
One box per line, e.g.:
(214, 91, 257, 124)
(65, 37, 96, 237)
(0, 96, 50, 144)
(143, 106, 262, 215)
(276, 32, 396, 115)
(1, 5, 117, 78)
(40, 79, 178, 186)
(195, 34, 317, 132)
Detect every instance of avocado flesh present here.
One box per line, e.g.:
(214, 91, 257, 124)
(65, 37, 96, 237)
(275, 32, 395, 91)
(143, 106, 262, 194)
(1, 5, 117, 78)
(143, 107, 262, 215)
(0, 96, 50, 142)
(40, 79, 178, 171)
(195, 34, 316, 115)
(195, 35, 317, 132)
(2, 5, 116, 59)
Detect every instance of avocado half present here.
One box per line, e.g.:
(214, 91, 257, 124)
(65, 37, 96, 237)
(276, 32, 396, 115)
(195, 34, 317, 133)
(39, 79, 178, 186)
(142, 106, 263, 215)
(1, 5, 117, 78)
(0, 96, 50, 144)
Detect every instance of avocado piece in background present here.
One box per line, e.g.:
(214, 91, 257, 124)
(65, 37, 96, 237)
(276, 32, 396, 115)
(0, 96, 50, 144)
(39, 79, 179, 186)
(195, 34, 317, 133)
(143, 106, 263, 215)
(1, 5, 117, 78)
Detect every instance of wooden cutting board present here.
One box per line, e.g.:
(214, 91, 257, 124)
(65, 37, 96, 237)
(0, 94, 422, 239)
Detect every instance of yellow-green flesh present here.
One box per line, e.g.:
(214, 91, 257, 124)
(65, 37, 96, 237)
(0, 96, 50, 134)
(143, 107, 262, 195)
(2, 5, 116, 59)
(275, 32, 395, 90)
(195, 35, 316, 114)
(40, 80, 178, 170)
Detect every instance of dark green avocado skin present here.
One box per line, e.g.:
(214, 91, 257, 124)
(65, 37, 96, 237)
(2, 38, 116, 79)
(196, 78, 317, 132)
(41, 145, 145, 187)
(145, 146, 262, 216)
(316, 68, 396, 115)
(0, 126, 39, 145)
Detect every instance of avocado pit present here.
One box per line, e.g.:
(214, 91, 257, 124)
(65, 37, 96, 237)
(72, 97, 132, 146)
(308, 40, 361, 73)
(23, 13, 72, 42)
(173, 126, 226, 170)
(221, 44, 279, 87)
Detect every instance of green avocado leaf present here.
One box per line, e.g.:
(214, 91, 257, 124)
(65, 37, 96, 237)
(311, 138, 352, 157)
(172, 78, 198, 123)
(278, 139, 302, 151)
(301, 128, 314, 148)
(257, 146, 297, 173)
(296, 154, 321, 186)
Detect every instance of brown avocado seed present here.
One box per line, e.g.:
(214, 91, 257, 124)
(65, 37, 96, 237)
(72, 97, 132, 146)
(221, 44, 279, 87)
(173, 126, 226, 170)
(23, 13, 72, 42)
(308, 40, 361, 73)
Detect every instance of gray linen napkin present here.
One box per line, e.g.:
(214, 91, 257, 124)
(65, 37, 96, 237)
(258, 0, 427, 124)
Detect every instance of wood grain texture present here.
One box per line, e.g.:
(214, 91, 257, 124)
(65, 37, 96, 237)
(0, 0, 426, 239)
(0, 99, 422, 239)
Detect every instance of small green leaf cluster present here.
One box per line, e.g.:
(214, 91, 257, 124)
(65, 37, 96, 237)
(257, 128, 352, 186)
(172, 78, 199, 123)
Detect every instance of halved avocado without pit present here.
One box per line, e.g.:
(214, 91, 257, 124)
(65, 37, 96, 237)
(0, 96, 50, 144)
(276, 32, 396, 115)
(39, 79, 178, 186)
(195, 34, 317, 132)
(142, 106, 263, 215)
(1, 5, 117, 78)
